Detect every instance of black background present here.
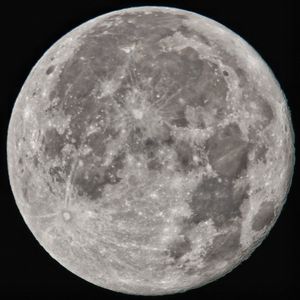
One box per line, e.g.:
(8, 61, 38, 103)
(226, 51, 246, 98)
(1, 0, 298, 299)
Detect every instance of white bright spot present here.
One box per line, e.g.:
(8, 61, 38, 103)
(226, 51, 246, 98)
(132, 109, 144, 120)
(206, 164, 212, 172)
(121, 44, 136, 53)
(62, 211, 71, 221)
(159, 149, 165, 155)
(150, 192, 159, 199)
(101, 79, 118, 97)
(24, 106, 32, 120)
(193, 155, 200, 163)
(178, 98, 185, 105)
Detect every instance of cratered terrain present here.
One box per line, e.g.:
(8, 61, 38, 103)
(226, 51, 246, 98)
(7, 6, 295, 296)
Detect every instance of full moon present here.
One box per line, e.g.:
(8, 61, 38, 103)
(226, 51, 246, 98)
(7, 6, 294, 295)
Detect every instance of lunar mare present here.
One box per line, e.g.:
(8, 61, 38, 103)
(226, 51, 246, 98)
(7, 6, 294, 295)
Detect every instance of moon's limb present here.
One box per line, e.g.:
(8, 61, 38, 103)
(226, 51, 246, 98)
(7, 6, 294, 295)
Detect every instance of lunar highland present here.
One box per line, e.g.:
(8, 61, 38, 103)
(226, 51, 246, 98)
(7, 6, 294, 295)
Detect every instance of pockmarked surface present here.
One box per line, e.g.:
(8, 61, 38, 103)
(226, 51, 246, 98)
(7, 7, 294, 295)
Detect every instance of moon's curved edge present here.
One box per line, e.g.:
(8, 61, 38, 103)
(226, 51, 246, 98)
(6, 5, 295, 295)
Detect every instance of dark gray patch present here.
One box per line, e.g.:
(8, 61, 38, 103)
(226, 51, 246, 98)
(259, 99, 274, 127)
(52, 58, 86, 101)
(147, 158, 162, 171)
(223, 70, 229, 76)
(252, 201, 275, 231)
(247, 125, 258, 142)
(20, 170, 31, 201)
(189, 176, 248, 228)
(42, 128, 65, 159)
(49, 166, 65, 183)
(85, 130, 107, 158)
(144, 137, 158, 148)
(143, 138, 164, 171)
(155, 51, 192, 84)
(104, 151, 126, 185)
(46, 181, 55, 195)
(206, 123, 249, 178)
(179, 47, 206, 80)
(284, 124, 289, 133)
(235, 67, 248, 88)
(62, 73, 96, 116)
(144, 137, 160, 159)
(155, 48, 206, 90)
(73, 164, 106, 200)
(157, 122, 175, 145)
(74, 151, 125, 200)
(163, 134, 175, 146)
(191, 60, 228, 107)
(255, 144, 268, 163)
(168, 236, 192, 260)
(128, 124, 175, 161)
(22, 186, 28, 200)
(82, 37, 127, 79)
(183, 265, 199, 276)
(46, 65, 55, 75)
(204, 229, 241, 263)
(48, 90, 56, 102)
(170, 109, 189, 128)
(127, 127, 144, 154)
(139, 52, 227, 127)
(175, 141, 194, 172)
(33, 155, 39, 167)
(19, 158, 25, 173)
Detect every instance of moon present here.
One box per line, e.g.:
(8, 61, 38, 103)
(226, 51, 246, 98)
(7, 6, 294, 295)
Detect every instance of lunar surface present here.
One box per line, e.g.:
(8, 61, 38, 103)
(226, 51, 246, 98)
(7, 6, 294, 295)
